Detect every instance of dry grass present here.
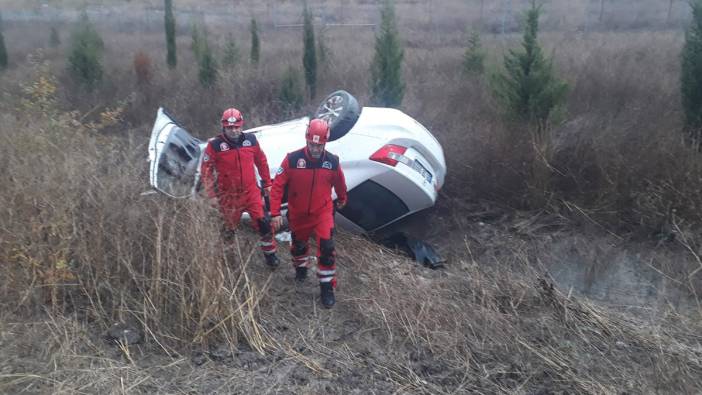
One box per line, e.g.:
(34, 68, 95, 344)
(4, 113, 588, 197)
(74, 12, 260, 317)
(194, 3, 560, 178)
(2, 1, 702, 392)
(2, 228, 702, 393)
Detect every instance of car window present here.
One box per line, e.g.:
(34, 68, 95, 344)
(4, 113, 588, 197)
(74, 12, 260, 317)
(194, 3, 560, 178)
(337, 180, 409, 231)
(154, 126, 202, 198)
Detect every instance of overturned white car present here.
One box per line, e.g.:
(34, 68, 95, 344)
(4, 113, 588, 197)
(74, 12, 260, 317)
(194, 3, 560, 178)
(147, 91, 446, 234)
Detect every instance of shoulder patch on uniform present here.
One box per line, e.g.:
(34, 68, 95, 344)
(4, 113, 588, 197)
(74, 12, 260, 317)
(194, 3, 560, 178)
(242, 139, 252, 147)
(296, 158, 307, 168)
(322, 161, 332, 169)
(203, 153, 210, 162)
(220, 142, 230, 151)
(276, 167, 284, 175)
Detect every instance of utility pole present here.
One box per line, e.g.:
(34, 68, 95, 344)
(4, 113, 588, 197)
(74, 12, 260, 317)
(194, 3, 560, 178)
(667, 0, 674, 25)
(599, 0, 605, 23)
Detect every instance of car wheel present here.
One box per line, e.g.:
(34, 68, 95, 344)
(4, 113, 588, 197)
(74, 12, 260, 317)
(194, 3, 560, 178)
(314, 90, 360, 141)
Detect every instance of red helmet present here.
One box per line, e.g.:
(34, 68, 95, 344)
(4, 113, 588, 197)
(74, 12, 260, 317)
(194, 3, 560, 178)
(305, 119, 330, 144)
(221, 108, 244, 128)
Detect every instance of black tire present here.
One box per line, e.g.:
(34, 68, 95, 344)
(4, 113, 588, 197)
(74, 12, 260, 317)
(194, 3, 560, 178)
(314, 90, 360, 141)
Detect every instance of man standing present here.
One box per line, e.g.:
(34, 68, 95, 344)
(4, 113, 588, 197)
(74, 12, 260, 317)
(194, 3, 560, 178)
(270, 119, 348, 308)
(201, 108, 279, 268)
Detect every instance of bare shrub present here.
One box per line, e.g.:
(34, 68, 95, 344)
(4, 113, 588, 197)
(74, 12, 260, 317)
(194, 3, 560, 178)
(133, 50, 151, 86)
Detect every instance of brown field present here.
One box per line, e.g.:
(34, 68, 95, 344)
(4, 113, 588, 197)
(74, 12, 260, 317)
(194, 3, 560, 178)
(2, 0, 702, 393)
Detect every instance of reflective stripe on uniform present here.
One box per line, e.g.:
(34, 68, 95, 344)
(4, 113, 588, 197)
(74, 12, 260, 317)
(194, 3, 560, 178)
(293, 256, 309, 267)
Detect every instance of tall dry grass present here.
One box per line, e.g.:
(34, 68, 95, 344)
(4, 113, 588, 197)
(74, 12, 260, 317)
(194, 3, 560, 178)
(0, 63, 275, 355)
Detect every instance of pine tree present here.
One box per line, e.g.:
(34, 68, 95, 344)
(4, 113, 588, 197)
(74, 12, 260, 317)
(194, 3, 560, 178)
(0, 13, 6, 70)
(164, 0, 177, 68)
(463, 30, 485, 76)
(197, 32, 217, 88)
(222, 33, 240, 69)
(681, 0, 702, 146)
(50, 26, 61, 48)
(0, 41, 6, 72)
(250, 18, 260, 66)
(370, 0, 404, 108)
(317, 27, 330, 68)
(0, 32, 6, 70)
(68, 12, 105, 89)
(302, 4, 317, 100)
(491, 2, 568, 129)
(279, 66, 303, 113)
(191, 23, 204, 61)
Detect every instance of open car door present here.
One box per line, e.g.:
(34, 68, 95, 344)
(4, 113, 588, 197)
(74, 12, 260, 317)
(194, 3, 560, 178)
(147, 108, 204, 198)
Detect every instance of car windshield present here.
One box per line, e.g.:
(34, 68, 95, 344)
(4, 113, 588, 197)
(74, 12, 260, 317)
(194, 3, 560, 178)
(338, 180, 409, 231)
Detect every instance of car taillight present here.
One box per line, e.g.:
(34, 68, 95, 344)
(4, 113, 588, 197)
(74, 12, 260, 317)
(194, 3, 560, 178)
(370, 144, 409, 167)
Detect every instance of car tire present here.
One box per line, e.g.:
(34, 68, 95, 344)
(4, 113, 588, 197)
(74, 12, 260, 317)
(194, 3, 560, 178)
(314, 90, 360, 141)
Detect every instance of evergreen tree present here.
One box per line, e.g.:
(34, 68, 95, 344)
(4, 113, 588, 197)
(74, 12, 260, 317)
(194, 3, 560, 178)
(190, 23, 204, 61)
(197, 33, 217, 88)
(463, 29, 485, 76)
(0, 31, 6, 70)
(165, 0, 177, 68)
(67, 12, 104, 89)
(681, 0, 702, 145)
(302, 4, 317, 100)
(279, 66, 304, 112)
(50, 26, 61, 48)
(370, 0, 404, 107)
(250, 18, 260, 66)
(0, 24, 6, 70)
(491, 2, 567, 129)
(317, 27, 330, 68)
(222, 33, 240, 69)
(0, 13, 6, 70)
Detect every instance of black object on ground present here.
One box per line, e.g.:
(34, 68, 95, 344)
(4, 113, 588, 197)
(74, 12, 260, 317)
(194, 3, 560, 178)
(379, 232, 445, 269)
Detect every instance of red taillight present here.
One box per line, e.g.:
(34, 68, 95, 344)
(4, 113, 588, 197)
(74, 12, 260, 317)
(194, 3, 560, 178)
(370, 144, 408, 167)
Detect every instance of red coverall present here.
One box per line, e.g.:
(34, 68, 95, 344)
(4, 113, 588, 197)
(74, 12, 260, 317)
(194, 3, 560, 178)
(269, 148, 347, 287)
(201, 132, 276, 255)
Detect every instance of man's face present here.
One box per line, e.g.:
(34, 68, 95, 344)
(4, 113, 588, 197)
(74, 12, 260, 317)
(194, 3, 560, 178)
(306, 141, 325, 159)
(224, 125, 242, 140)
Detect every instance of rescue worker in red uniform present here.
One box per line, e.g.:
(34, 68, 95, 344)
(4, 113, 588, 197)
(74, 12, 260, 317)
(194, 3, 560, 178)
(270, 119, 348, 308)
(201, 108, 279, 267)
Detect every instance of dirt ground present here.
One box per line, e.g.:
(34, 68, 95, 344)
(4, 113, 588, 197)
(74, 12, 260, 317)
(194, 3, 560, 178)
(2, 201, 702, 394)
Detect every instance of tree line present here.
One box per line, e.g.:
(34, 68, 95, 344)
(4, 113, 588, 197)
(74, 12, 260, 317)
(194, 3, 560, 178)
(2, 0, 702, 150)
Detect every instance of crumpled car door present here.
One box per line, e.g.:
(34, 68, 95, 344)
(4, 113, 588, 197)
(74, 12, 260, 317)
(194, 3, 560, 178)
(147, 108, 204, 198)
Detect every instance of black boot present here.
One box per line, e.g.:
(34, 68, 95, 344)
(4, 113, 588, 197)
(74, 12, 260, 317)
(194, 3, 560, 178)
(295, 266, 308, 282)
(320, 282, 335, 308)
(264, 253, 280, 268)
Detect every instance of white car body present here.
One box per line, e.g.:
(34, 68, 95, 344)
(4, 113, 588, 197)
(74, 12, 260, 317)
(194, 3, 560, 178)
(148, 106, 446, 234)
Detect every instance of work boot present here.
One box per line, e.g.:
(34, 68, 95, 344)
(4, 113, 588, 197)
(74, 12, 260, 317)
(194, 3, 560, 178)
(295, 266, 308, 282)
(264, 253, 280, 269)
(320, 282, 335, 308)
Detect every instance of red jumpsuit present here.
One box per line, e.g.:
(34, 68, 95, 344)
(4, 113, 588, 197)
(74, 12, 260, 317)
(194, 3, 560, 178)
(270, 148, 347, 287)
(201, 132, 276, 255)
